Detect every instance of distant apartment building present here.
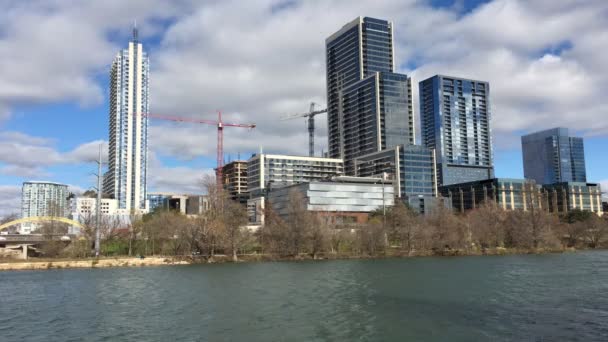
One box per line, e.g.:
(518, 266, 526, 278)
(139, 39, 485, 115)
(247, 154, 343, 193)
(222, 160, 248, 203)
(103, 27, 149, 212)
(419, 75, 494, 186)
(266, 176, 395, 225)
(354, 144, 440, 213)
(21, 181, 69, 234)
(326, 17, 414, 174)
(521, 127, 586, 185)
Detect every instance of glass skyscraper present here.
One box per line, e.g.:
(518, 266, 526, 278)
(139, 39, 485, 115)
(521, 127, 586, 185)
(103, 27, 149, 211)
(419, 75, 494, 186)
(326, 17, 414, 174)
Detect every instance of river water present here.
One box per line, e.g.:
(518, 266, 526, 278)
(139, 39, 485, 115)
(1, 251, 607, 341)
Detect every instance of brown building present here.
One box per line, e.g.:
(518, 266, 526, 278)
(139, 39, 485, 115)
(222, 160, 249, 204)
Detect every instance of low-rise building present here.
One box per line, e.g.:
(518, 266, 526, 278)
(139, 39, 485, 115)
(147, 193, 188, 214)
(541, 182, 602, 215)
(186, 195, 209, 216)
(439, 179, 603, 216)
(440, 178, 544, 213)
(247, 154, 343, 194)
(147, 193, 210, 216)
(266, 176, 394, 225)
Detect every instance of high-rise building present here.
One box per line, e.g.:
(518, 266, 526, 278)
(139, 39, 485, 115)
(419, 75, 494, 186)
(521, 127, 586, 185)
(21, 181, 69, 234)
(326, 17, 414, 174)
(103, 27, 149, 212)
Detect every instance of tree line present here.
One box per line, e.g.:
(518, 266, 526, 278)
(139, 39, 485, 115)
(27, 179, 607, 260)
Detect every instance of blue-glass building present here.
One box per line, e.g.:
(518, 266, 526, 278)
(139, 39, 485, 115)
(326, 17, 414, 174)
(355, 144, 438, 213)
(521, 127, 586, 185)
(419, 75, 494, 186)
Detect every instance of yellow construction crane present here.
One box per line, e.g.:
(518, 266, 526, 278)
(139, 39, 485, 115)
(281, 102, 327, 157)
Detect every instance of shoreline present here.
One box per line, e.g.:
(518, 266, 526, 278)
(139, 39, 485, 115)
(0, 247, 590, 272)
(0, 257, 190, 271)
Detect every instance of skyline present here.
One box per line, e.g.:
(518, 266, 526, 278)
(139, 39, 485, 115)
(1, 0, 607, 216)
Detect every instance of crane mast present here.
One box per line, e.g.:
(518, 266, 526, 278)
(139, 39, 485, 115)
(281, 102, 327, 157)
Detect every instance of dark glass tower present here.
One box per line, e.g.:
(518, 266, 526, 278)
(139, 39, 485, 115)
(326, 17, 413, 174)
(521, 127, 586, 184)
(419, 75, 494, 186)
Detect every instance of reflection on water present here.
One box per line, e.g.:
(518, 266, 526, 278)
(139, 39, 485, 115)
(1, 251, 607, 341)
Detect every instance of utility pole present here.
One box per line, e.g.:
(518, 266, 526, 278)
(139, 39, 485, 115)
(95, 144, 102, 257)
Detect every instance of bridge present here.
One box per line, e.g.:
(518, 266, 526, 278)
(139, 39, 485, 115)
(0, 216, 84, 232)
(0, 216, 84, 259)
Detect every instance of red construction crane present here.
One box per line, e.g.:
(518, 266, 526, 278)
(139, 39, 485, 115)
(142, 111, 256, 186)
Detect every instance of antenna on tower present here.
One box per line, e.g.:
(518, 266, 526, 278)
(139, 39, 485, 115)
(133, 19, 139, 43)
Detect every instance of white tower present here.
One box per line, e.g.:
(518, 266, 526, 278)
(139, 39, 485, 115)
(103, 26, 149, 211)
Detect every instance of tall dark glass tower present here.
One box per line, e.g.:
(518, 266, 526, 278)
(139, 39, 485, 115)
(326, 17, 414, 174)
(521, 127, 586, 185)
(419, 75, 494, 186)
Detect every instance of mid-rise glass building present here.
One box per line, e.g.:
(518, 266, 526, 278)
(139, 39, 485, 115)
(419, 75, 494, 186)
(267, 176, 395, 224)
(355, 145, 439, 214)
(326, 17, 414, 174)
(103, 27, 149, 212)
(521, 127, 586, 185)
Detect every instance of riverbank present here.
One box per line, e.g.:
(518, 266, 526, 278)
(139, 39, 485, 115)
(0, 247, 586, 271)
(0, 257, 190, 271)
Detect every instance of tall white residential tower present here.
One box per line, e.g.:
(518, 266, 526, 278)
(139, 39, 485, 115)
(103, 27, 149, 211)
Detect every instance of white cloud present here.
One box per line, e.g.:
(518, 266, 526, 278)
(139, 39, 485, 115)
(0, 131, 107, 177)
(0, 185, 21, 218)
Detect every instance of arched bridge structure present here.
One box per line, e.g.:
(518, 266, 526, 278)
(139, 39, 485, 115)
(0, 216, 84, 232)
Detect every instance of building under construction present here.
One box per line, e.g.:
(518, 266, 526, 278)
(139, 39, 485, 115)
(222, 160, 249, 204)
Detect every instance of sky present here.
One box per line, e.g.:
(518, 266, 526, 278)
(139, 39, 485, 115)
(0, 0, 607, 217)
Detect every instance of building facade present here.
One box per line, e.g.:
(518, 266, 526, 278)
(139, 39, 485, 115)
(439, 178, 542, 213)
(355, 144, 437, 198)
(222, 160, 248, 203)
(326, 17, 414, 173)
(419, 75, 494, 186)
(103, 27, 149, 212)
(541, 182, 602, 215)
(247, 154, 343, 193)
(21, 181, 69, 234)
(521, 127, 586, 185)
(266, 176, 394, 225)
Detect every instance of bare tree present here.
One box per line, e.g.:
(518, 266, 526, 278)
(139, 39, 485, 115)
(386, 201, 420, 255)
(467, 201, 507, 250)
